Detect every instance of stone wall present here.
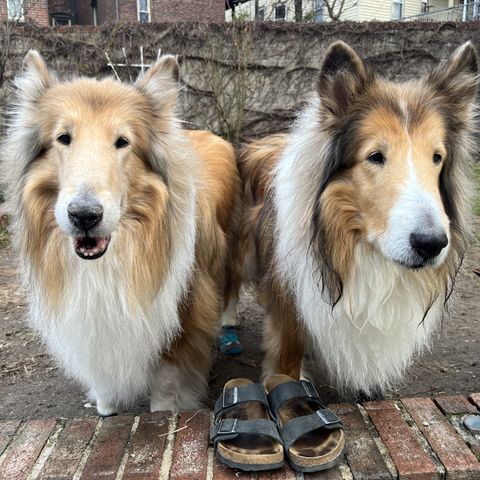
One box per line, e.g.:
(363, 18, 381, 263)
(1, 21, 480, 143)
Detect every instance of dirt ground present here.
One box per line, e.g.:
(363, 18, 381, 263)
(0, 229, 479, 420)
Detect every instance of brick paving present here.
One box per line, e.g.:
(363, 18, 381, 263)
(0, 395, 478, 479)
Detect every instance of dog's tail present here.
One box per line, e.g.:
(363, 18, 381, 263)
(237, 134, 288, 283)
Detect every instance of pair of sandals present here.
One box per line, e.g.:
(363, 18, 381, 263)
(210, 374, 345, 472)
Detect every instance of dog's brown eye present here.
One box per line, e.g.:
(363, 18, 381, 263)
(368, 151, 385, 165)
(433, 153, 442, 164)
(57, 134, 71, 145)
(115, 137, 129, 149)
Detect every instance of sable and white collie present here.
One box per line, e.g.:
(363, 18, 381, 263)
(2, 51, 241, 415)
(239, 41, 479, 396)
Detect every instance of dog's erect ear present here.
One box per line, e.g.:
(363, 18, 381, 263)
(17, 50, 56, 101)
(428, 41, 479, 110)
(136, 54, 179, 113)
(317, 41, 370, 120)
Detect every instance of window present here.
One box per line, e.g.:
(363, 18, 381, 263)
(137, 0, 151, 22)
(274, 3, 286, 20)
(51, 14, 73, 26)
(256, 6, 265, 20)
(421, 0, 429, 13)
(7, 0, 23, 20)
(392, 0, 403, 18)
(314, 0, 324, 21)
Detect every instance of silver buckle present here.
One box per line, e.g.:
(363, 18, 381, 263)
(218, 418, 238, 435)
(222, 386, 238, 408)
(301, 380, 319, 399)
(316, 409, 340, 426)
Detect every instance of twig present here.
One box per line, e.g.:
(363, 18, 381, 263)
(158, 409, 201, 437)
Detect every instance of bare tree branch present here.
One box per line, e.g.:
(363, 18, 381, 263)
(0, 0, 42, 86)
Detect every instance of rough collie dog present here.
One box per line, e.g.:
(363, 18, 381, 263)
(2, 51, 241, 415)
(239, 41, 479, 396)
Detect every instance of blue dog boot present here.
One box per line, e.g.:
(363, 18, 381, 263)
(219, 326, 243, 355)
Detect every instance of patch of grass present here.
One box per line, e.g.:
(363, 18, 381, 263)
(0, 227, 10, 249)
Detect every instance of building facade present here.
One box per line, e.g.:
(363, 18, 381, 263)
(225, 0, 479, 21)
(1, 0, 49, 26)
(65, 0, 226, 25)
(1, 0, 225, 26)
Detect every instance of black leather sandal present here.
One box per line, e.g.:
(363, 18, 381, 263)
(210, 378, 285, 471)
(264, 374, 346, 472)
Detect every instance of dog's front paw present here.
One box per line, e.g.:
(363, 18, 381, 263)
(96, 398, 119, 417)
(150, 397, 178, 414)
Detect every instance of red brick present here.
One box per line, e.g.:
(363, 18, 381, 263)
(363, 400, 397, 411)
(213, 456, 251, 479)
(170, 410, 210, 480)
(122, 412, 171, 480)
(262, 465, 297, 479)
(80, 415, 134, 480)
(40, 417, 98, 480)
(304, 466, 344, 479)
(448, 416, 480, 461)
(434, 395, 479, 416)
(0, 420, 22, 456)
(330, 403, 391, 480)
(364, 401, 438, 479)
(403, 397, 480, 479)
(469, 394, 480, 410)
(0, 419, 56, 480)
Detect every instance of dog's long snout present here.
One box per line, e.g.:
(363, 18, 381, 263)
(410, 231, 448, 260)
(68, 196, 103, 232)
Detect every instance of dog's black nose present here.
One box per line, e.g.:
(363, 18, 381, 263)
(410, 232, 448, 260)
(68, 198, 103, 232)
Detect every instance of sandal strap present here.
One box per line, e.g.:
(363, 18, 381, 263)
(209, 418, 282, 446)
(280, 409, 343, 452)
(213, 383, 270, 420)
(268, 380, 323, 418)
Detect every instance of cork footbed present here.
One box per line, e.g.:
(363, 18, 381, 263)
(264, 374, 345, 469)
(216, 378, 284, 467)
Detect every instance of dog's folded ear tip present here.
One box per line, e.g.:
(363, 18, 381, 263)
(155, 54, 180, 82)
(449, 41, 479, 75)
(23, 49, 42, 66)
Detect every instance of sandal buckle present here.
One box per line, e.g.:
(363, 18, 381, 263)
(222, 386, 238, 408)
(316, 409, 340, 426)
(217, 418, 238, 435)
(301, 380, 319, 399)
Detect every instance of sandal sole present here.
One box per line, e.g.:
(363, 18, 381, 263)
(216, 450, 285, 472)
(288, 447, 346, 473)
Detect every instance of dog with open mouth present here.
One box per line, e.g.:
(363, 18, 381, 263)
(2, 51, 242, 415)
(239, 41, 479, 397)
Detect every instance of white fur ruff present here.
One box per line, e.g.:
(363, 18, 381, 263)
(26, 188, 197, 412)
(274, 102, 445, 394)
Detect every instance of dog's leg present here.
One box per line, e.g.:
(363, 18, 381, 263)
(220, 295, 238, 327)
(262, 298, 305, 380)
(218, 241, 243, 354)
(151, 272, 218, 412)
(218, 294, 243, 355)
(96, 398, 119, 417)
(90, 390, 119, 416)
(150, 361, 208, 412)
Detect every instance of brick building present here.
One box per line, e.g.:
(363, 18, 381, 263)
(48, 0, 225, 25)
(0, 0, 49, 26)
